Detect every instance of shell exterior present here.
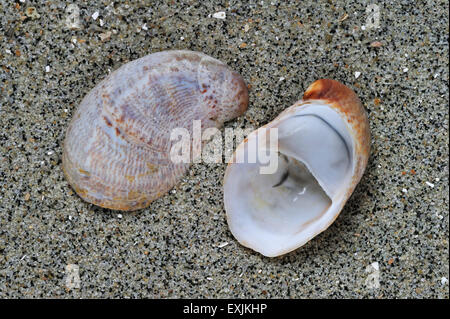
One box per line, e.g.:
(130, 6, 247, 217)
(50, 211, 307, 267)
(63, 50, 248, 211)
(224, 79, 370, 257)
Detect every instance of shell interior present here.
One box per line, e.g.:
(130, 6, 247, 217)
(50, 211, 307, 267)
(224, 101, 355, 257)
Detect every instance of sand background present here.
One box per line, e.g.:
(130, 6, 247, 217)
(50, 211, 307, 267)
(0, 0, 448, 298)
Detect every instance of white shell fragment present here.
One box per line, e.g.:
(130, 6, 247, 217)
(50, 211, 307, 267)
(212, 11, 226, 19)
(91, 11, 99, 20)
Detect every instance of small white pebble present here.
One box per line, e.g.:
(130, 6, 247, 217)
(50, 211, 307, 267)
(117, 214, 123, 219)
(172, 189, 176, 194)
(435, 177, 440, 182)
(425, 181, 435, 188)
(267, 280, 272, 284)
(279, 77, 285, 82)
(45, 65, 50, 73)
(436, 214, 443, 219)
(361, 25, 366, 30)
(5, 49, 12, 55)
(354, 71, 361, 79)
(239, 272, 244, 277)
(99, 19, 104, 27)
(142, 23, 148, 31)
(403, 67, 409, 73)
(72, 37, 77, 44)
(65, 264, 80, 289)
(405, 53, 408, 57)
(47, 151, 53, 155)
(292, 277, 300, 281)
(92, 11, 99, 20)
(258, 269, 262, 274)
(212, 11, 226, 19)
(434, 73, 439, 79)
(99, 31, 112, 42)
(441, 277, 448, 285)
(20, 0, 26, 3)
(180, 36, 184, 40)
(365, 262, 380, 289)
(69, 215, 73, 220)
(64, 109, 68, 113)
(217, 242, 229, 248)
(402, 188, 407, 193)
(244, 24, 250, 32)
(206, 277, 213, 281)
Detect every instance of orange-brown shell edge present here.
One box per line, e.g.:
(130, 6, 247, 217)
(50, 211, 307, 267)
(303, 79, 371, 196)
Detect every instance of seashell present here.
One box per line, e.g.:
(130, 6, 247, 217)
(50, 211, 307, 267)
(224, 79, 370, 257)
(63, 50, 248, 211)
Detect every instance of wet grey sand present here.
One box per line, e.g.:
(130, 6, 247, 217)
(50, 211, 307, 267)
(0, 1, 448, 298)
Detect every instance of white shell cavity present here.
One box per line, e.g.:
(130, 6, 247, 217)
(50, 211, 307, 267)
(224, 79, 370, 257)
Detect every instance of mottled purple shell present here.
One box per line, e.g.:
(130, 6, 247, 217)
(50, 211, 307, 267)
(62, 50, 248, 211)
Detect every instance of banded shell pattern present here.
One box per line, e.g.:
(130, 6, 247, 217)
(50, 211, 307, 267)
(63, 50, 248, 211)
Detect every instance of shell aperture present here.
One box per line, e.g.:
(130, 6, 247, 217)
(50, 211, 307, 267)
(224, 79, 370, 257)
